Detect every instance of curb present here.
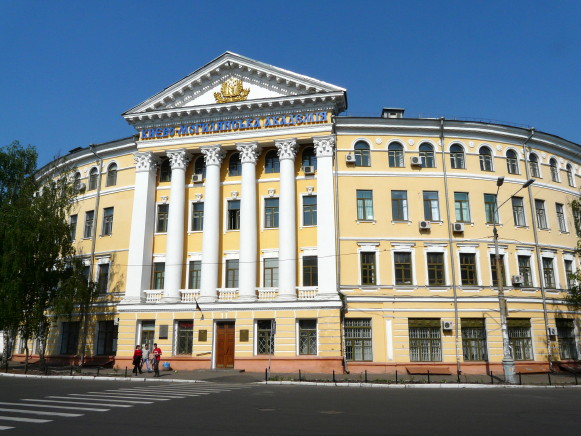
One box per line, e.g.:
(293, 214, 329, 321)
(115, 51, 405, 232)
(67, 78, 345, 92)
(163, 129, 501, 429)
(0, 373, 203, 383)
(261, 381, 581, 389)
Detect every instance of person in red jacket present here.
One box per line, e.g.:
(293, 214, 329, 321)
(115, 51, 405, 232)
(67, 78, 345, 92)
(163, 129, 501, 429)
(132, 345, 143, 375)
(152, 343, 162, 377)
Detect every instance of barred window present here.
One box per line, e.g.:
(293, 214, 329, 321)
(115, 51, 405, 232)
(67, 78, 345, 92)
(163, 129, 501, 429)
(461, 319, 488, 361)
(176, 321, 193, 355)
(298, 320, 317, 355)
(556, 319, 578, 360)
(409, 319, 441, 362)
(345, 319, 372, 361)
(508, 319, 533, 360)
(257, 320, 274, 355)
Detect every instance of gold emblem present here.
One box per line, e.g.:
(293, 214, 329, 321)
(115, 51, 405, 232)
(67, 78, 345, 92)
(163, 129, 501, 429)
(214, 77, 250, 103)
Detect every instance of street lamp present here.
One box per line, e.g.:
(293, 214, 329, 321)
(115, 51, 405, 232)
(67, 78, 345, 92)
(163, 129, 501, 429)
(493, 177, 534, 384)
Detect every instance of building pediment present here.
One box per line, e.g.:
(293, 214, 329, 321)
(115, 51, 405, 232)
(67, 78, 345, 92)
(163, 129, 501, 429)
(123, 52, 347, 127)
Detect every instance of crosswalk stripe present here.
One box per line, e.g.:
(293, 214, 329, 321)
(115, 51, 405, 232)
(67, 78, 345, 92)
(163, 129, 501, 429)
(0, 426, 15, 430)
(99, 391, 186, 399)
(0, 402, 108, 412)
(23, 399, 132, 408)
(112, 389, 208, 396)
(0, 416, 52, 424)
(0, 407, 81, 417)
(85, 392, 174, 400)
(64, 394, 155, 404)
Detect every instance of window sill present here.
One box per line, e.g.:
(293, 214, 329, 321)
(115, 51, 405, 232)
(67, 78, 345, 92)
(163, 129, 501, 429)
(391, 220, 411, 224)
(356, 220, 375, 224)
(188, 230, 203, 234)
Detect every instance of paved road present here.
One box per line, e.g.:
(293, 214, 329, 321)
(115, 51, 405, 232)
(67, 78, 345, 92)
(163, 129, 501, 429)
(0, 377, 579, 435)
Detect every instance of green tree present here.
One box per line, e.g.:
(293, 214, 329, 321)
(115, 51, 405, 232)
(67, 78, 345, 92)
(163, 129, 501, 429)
(565, 199, 581, 308)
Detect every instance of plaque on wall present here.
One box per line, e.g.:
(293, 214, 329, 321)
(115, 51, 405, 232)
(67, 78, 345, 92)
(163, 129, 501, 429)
(240, 329, 249, 342)
(198, 330, 208, 342)
(159, 324, 168, 339)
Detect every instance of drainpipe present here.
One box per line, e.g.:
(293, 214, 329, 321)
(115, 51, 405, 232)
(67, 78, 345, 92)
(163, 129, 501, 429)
(439, 118, 462, 374)
(520, 129, 553, 371)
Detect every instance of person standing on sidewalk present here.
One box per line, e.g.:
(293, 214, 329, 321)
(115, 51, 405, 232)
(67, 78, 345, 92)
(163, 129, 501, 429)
(141, 344, 151, 373)
(132, 345, 143, 375)
(152, 343, 162, 377)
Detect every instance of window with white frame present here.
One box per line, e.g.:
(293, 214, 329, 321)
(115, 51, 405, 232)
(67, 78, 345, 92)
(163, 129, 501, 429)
(225, 259, 239, 288)
(227, 200, 240, 230)
(394, 252, 412, 285)
(529, 154, 541, 178)
(97, 262, 110, 293)
(566, 164, 574, 187)
(140, 321, 155, 349)
(518, 255, 533, 287)
(228, 153, 242, 176)
(535, 199, 548, 229)
(479, 147, 493, 171)
(391, 190, 408, 221)
(388, 142, 404, 167)
(356, 190, 373, 220)
(106, 163, 118, 187)
(512, 197, 526, 226)
(175, 320, 193, 355)
(302, 195, 317, 226)
(189, 260, 201, 289)
(542, 257, 556, 288)
(156, 204, 169, 233)
(419, 143, 435, 168)
(70, 214, 78, 241)
(506, 150, 519, 174)
(549, 158, 559, 182)
(484, 194, 499, 224)
(508, 319, 533, 360)
(423, 191, 440, 221)
(88, 167, 99, 190)
(454, 192, 471, 222)
(101, 207, 114, 236)
(263, 258, 278, 287)
(191, 202, 204, 231)
(298, 320, 317, 355)
(450, 144, 465, 169)
(264, 198, 279, 228)
(345, 319, 372, 361)
(152, 262, 165, 290)
(564, 259, 573, 289)
(360, 252, 376, 286)
(264, 150, 280, 173)
(354, 141, 371, 167)
(556, 203, 567, 232)
(427, 252, 445, 286)
(256, 320, 275, 354)
(302, 256, 318, 286)
(460, 253, 478, 286)
(490, 254, 506, 287)
(84, 210, 94, 238)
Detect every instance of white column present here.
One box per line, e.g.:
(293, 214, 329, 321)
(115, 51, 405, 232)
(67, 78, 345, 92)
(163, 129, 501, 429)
(314, 136, 339, 299)
(276, 139, 298, 300)
(123, 152, 158, 304)
(162, 149, 190, 303)
(199, 146, 224, 302)
(237, 142, 260, 301)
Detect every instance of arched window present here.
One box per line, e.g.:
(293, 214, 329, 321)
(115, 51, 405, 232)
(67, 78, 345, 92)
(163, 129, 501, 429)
(388, 142, 404, 168)
(354, 141, 371, 167)
(193, 156, 206, 178)
(73, 172, 82, 190)
(419, 143, 435, 168)
(506, 150, 519, 174)
(549, 158, 559, 182)
(106, 163, 118, 187)
(450, 144, 465, 169)
(302, 147, 316, 169)
(529, 153, 540, 178)
(88, 167, 99, 190)
(265, 150, 280, 174)
(160, 158, 171, 182)
(228, 153, 241, 177)
(566, 164, 574, 187)
(479, 147, 493, 172)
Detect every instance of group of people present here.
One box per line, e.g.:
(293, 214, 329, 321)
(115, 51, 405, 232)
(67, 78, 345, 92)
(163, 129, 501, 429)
(132, 343, 162, 377)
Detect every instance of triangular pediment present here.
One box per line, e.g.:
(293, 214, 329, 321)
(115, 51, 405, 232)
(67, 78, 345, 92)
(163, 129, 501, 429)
(123, 52, 346, 124)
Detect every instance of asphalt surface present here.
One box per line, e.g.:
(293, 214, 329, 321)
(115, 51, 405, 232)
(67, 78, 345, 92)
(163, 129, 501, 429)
(0, 377, 580, 435)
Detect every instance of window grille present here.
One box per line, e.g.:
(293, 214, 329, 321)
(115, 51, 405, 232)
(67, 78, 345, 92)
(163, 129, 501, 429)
(345, 319, 372, 361)
(409, 319, 441, 362)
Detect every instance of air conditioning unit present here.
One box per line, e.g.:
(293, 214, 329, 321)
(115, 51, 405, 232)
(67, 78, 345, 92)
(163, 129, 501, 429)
(547, 327, 557, 336)
(192, 174, 204, 183)
(410, 156, 422, 166)
(304, 165, 315, 175)
(419, 220, 431, 230)
(345, 153, 356, 163)
(442, 320, 454, 331)
(511, 274, 524, 285)
(452, 222, 465, 233)
(76, 182, 86, 192)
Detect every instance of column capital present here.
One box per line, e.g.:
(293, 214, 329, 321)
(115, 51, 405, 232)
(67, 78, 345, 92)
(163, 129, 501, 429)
(201, 146, 225, 166)
(314, 135, 336, 157)
(134, 152, 159, 172)
(275, 138, 298, 160)
(166, 149, 190, 170)
(236, 142, 261, 164)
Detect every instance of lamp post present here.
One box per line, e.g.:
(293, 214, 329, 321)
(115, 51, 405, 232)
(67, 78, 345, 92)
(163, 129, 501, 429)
(493, 177, 534, 384)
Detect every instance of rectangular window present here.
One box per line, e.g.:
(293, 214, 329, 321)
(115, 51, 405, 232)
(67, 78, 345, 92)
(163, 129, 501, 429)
(423, 191, 440, 221)
(391, 190, 408, 221)
(257, 320, 274, 354)
(535, 199, 548, 229)
(530, 159, 541, 178)
(564, 259, 573, 289)
(101, 207, 114, 236)
(394, 252, 412, 285)
(60, 321, 80, 355)
(427, 252, 445, 286)
(302, 195, 317, 226)
(508, 319, 533, 360)
(263, 258, 278, 287)
(189, 260, 201, 289)
(152, 262, 165, 290)
(518, 255, 533, 287)
(302, 256, 318, 286)
(96, 321, 117, 355)
(409, 319, 442, 362)
(82, 264, 91, 283)
(556, 203, 567, 232)
(176, 321, 193, 355)
(484, 194, 499, 224)
(460, 253, 477, 286)
(225, 259, 239, 288)
(356, 190, 374, 220)
(156, 204, 169, 233)
(542, 257, 555, 288)
(227, 200, 240, 230)
(140, 321, 155, 349)
(461, 319, 488, 361)
(454, 192, 471, 223)
(360, 252, 376, 286)
(490, 254, 506, 287)
(84, 210, 94, 238)
(191, 202, 204, 231)
(97, 263, 110, 293)
(507, 154, 519, 174)
(298, 320, 317, 355)
(556, 319, 578, 360)
(512, 197, 526, 226)
(264, 198, 279, 228)
(70, 214, 78, 241)
(344, 319, 372, 361)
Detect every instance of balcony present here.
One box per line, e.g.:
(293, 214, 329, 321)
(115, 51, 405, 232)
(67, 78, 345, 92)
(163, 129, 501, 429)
(143, 287, 319, 303)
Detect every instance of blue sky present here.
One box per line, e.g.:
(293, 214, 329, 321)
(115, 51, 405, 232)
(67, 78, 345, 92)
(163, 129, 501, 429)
(1, 1, 579, 167)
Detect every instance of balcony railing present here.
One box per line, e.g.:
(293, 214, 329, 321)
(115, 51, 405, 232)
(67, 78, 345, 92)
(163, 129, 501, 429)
(218, 288, 239, 301)
(257, 288, 278, 301)
(143, 287, 319, 302)
(180, 289, 201, 302)
(298, 287, 318, 300)
(144, 290, 162, 303)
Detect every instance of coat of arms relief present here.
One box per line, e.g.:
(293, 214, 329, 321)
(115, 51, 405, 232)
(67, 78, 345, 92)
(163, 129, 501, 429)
(214, 77, 250, 103)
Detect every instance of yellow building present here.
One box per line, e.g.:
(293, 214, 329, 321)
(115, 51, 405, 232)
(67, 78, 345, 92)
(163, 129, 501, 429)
(31, 52, 580, 375)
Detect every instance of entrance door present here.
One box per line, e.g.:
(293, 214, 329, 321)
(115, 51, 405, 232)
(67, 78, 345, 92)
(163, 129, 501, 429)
(216, 322, 235, 368)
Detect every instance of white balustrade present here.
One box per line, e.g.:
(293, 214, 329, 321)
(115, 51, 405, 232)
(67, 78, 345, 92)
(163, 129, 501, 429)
(298, 287, 318, 300)
(180, 289, 201, 303)
(257, 288, 278, 301)
(218, 288, 239, 301)
(144, 290, 163, 303)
